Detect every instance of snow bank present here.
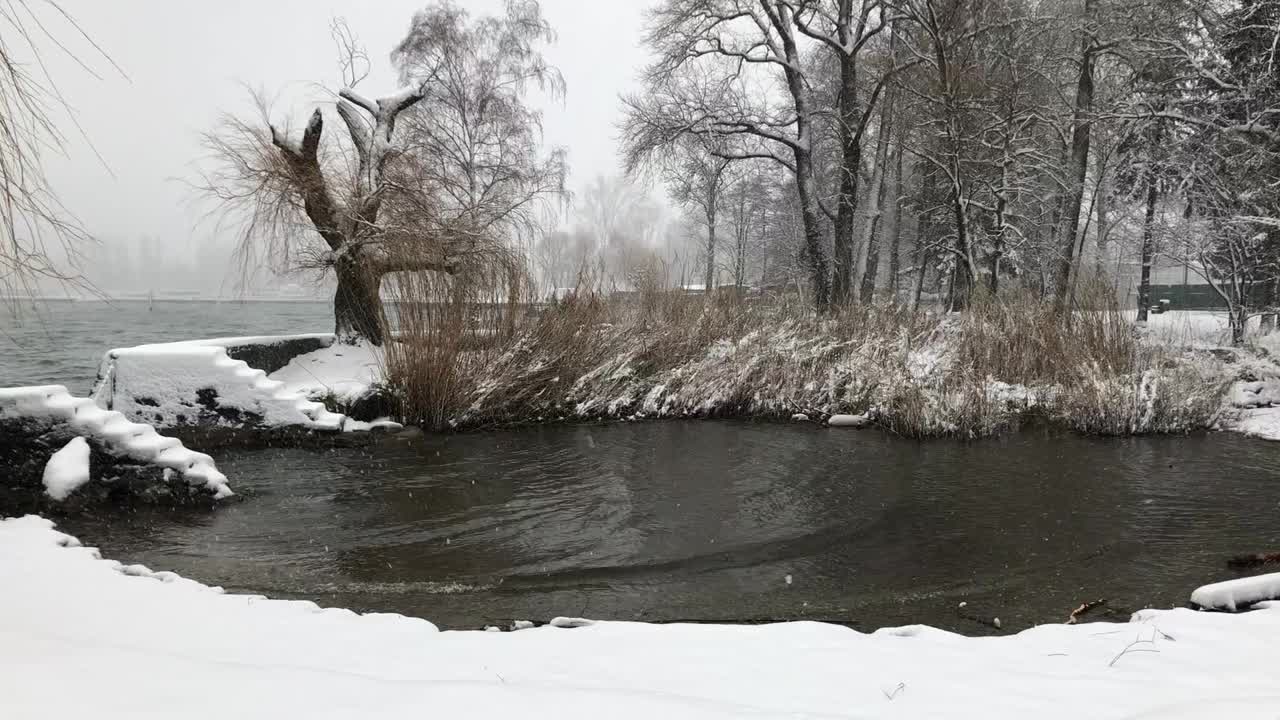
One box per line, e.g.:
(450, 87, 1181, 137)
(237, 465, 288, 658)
(268, 341, 383, 406)
(0, 386, 232, 500)
(41, 436, 89, 501)
(3, 515, 1280, 719)
(1191, 573, 1280, 611)
(94, 340, 348, 431)
(1138, 310, 1241, 348)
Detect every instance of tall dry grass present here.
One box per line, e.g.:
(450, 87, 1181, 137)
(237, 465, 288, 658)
(378, 268, 1228, 438)
(381, 245, 529, 430)
(953, 282, 1140, 386)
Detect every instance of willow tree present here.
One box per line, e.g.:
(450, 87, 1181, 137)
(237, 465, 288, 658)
(200, 83, 453, 346)
(200, 3, 562, 346)
(1, 1, 118, 305)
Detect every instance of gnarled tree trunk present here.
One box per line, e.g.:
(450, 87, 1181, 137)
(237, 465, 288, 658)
(333, 254, 386, 345)
(267, 84, 455, 346)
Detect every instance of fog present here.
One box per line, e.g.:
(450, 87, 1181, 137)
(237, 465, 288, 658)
(27, 1, 652, 296)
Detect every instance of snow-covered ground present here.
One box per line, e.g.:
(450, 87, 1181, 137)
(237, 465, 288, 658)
(2, 514, 1278, 719)
(1136, 310, 1247, 347)
(268, 340, 382, 406)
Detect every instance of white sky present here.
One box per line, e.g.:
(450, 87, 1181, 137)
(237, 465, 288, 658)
(31, 0, 652, 253)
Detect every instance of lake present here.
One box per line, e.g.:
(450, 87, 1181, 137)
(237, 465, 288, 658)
(2, 300, 332, 391)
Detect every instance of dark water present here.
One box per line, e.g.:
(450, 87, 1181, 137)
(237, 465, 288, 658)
(2, 300, 331, 391)
(55, 421, 1280, 633)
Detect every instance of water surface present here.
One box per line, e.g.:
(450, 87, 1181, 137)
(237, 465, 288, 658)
(55, 421, 1280, 633)
(2, 300, 330, 390)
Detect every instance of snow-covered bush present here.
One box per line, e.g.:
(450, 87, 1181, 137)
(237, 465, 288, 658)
(1056, 358, 1227, 435)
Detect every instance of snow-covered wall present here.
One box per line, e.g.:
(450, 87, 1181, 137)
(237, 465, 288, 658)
(0, 385, 232, 502)
(92, 335, 348, 431)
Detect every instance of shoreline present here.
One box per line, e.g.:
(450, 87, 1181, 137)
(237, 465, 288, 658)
(2, 514, 1277, 719)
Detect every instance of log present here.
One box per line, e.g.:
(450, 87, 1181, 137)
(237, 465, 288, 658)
(1067, 598, 1107, 624)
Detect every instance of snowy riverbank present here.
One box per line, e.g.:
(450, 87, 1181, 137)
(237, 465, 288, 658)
(34, 305, 1280, 443)
(1, 514, 1277, 719)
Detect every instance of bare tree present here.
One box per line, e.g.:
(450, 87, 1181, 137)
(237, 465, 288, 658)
(393, 0, 567, 255)
(643, 135, 733, 291)
(199, 82, 450, 346)
(1052, 0, 1102, 309)
(198, 2, 562, 346)
(788, 0, 895, 303)
(622, 0, 835, 308)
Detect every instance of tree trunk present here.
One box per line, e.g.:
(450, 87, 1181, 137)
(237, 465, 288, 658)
(914, 156, 938, 312)
(770, 4, 829, 311)
(992, 161, 1009, 296)
(1232, 305, 1247, 346)
(704, 210, 717, 293)
(929, 21, 973, 312)
(1263, 276, 1278, 333)
(796, 149, 831, 310)
(948, 189, 973, 312)
(913, 244, 930, 312)
(334, 257, 385, 345)
(888, 137, 906, 303)
(1136, 180, 1158, 323)
(833, 55, 861, 305)
(1053, 0, 1098, 310)
(860, 91, 895, 304)
(1094, 148, 1111, 275)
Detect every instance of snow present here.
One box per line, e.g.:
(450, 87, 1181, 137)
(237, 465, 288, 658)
(1229, 407, 1280, 441)
(269, 341, 383, 406)
(339, 417, 404, 433)
(1137, 310, 1243, 347)
(0, 386, 233, 500)
(4, 514, 1280, 719)
(94, 339, 349, 431)
(1191, 573, 1280, 611)
(119, 333, 336, 350)
(41, 436, 89, 501)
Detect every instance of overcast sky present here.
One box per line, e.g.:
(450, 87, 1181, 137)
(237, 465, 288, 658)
(32, 1, 651, 255)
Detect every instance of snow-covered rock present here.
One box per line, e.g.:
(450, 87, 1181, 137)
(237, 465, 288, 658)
(3, 515, 1280, 719)
(42, 436, 90, 501)
(0, 385, 232, 501)
(828, 413, 872, 428)
(92, 335, 352, 431)
(1191, 573, 1280, 611)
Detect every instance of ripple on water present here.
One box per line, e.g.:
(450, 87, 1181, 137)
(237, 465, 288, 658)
(49, 422, 1280, 632)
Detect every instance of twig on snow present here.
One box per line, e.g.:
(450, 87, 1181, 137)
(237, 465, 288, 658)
(882, 682, 906, 701)
(1108, 632, 1161, 667)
